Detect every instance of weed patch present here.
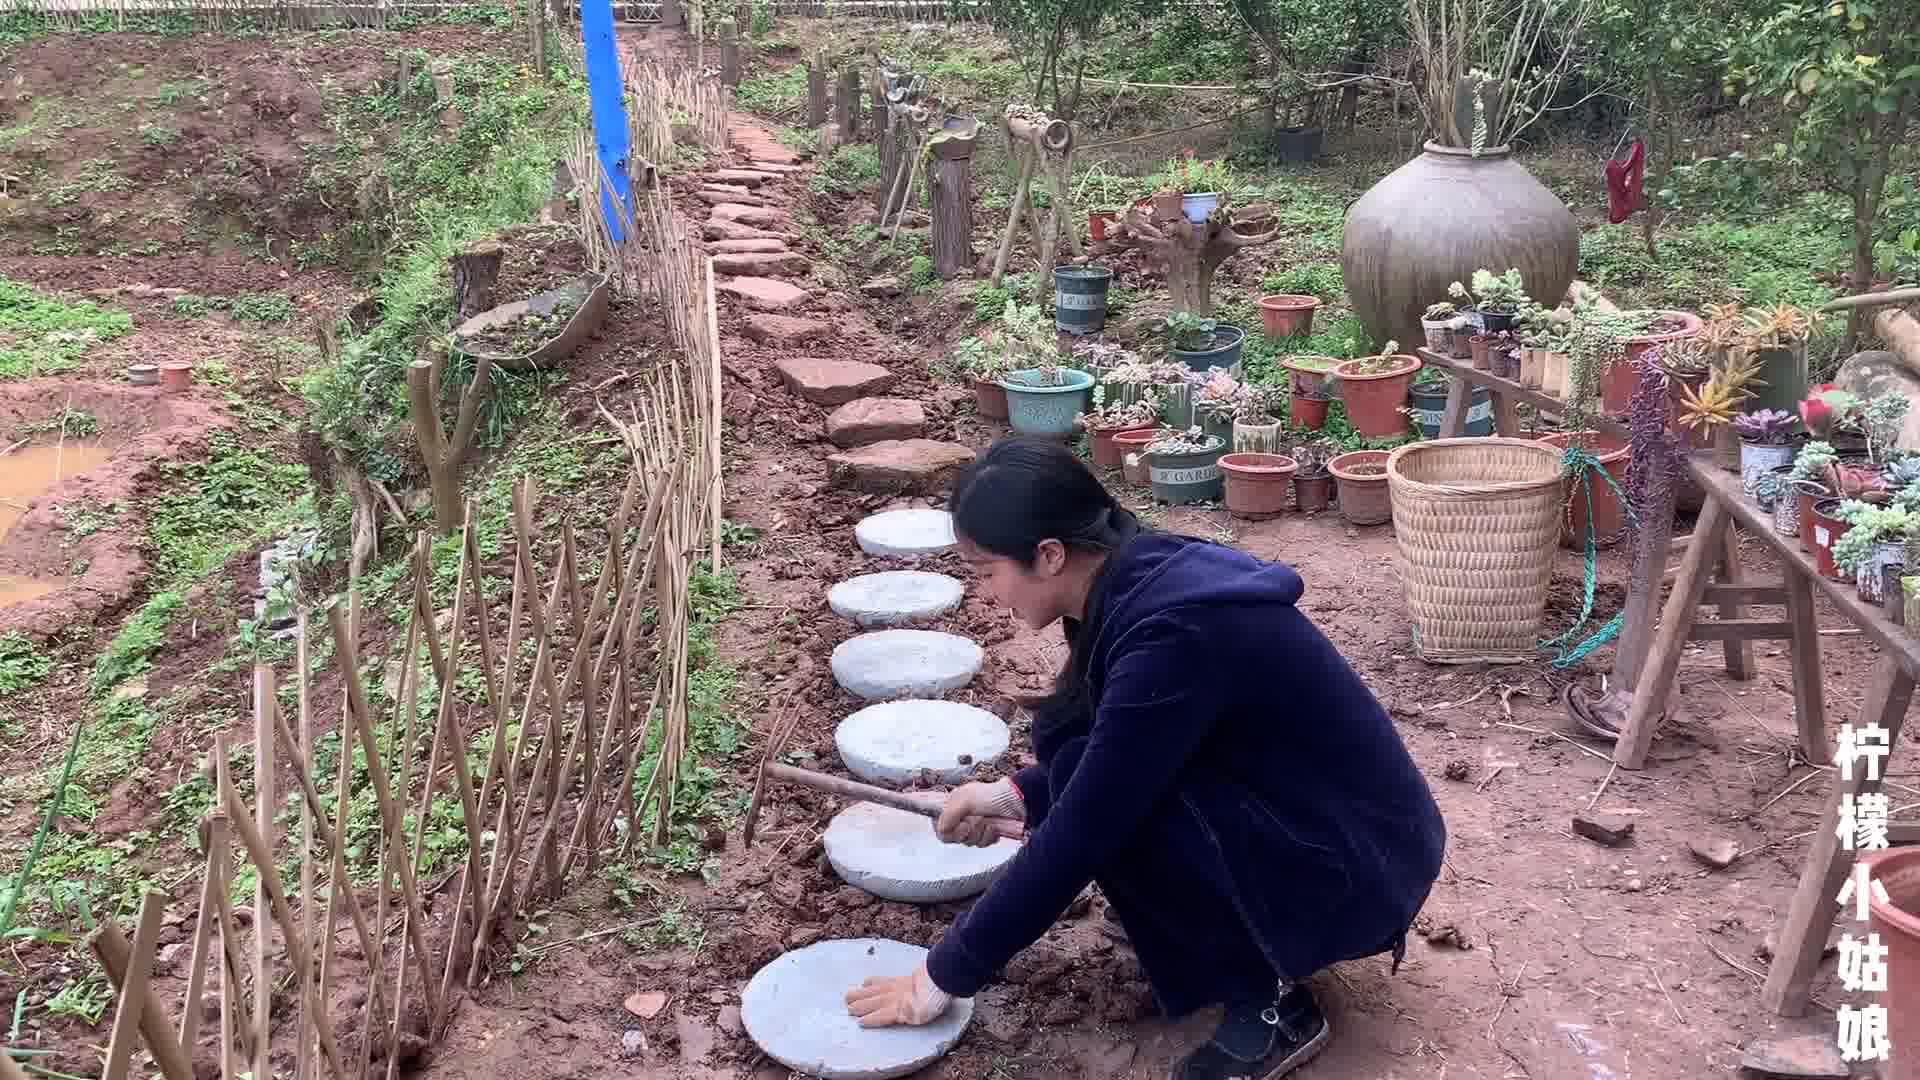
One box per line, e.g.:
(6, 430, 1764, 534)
(0, 279, 131, 378)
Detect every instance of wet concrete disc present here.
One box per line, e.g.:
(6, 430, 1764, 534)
(853, 508, 956, 557)
(834, 699, 1009, 785)
(823, 802, 1020, 903)
(740, 938, 975, 1080)
(828, 570, 964, 628)
(830, 629, 982, 700)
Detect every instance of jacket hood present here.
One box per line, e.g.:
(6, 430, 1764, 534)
(1092, 532, 1304, 635)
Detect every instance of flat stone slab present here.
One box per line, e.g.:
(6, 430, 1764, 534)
(1738, 1034, 1849, 1079)
(829, 440, 976, 494)
(698, 188, 769, 207)
(854, 509, 956, 557)
(776, 357, 895, 406)
(718, 276, 810, 313)
(712, 203, 790, 228)
(714, 250, 811, 277)
(827, 397, 926, 446)
(741, 938, 975, 1080)
(829, 570, 963, 628)
(708, 168, 783, 186)
(825, 803, 1020, 903)
(745, 313, 832, 347)
(835, 699, 1009, 784)
(831, 628, 983, 699)
(709, 238, 789, 254)
(705, 220, 800, 243)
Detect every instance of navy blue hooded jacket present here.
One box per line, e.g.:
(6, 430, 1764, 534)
(925, 532, 1446, 1007)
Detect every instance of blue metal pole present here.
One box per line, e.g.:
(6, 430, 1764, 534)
(579, 0, 634, 243)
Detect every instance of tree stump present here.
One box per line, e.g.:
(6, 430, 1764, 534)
(449, 239, 504, 321)
(1113, 205, 1281, 316)
(928, 151, 973, 280)
(807, 53, 829, 126)
(719, 19, 741, 87)
(836, 68, 860, 141)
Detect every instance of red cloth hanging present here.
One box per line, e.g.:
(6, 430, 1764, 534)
(1605, 140, 1647, 224)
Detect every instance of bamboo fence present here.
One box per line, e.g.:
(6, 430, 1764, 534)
(626, 54, 732, 171)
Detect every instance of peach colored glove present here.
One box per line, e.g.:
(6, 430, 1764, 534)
(845, 962, 954, 1028)
(933, 778, 1026, 847)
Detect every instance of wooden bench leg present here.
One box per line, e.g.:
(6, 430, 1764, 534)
(1783, 570, 1829, 765)
(1761, 656, 1913, 1015)
(1491, 391, 1520, 437)
(1437, 376, 1469, 438)
(1613, 465, 1678, 690)
(1715, 523, 1754, 680)
(1615, 496, 1728, 768)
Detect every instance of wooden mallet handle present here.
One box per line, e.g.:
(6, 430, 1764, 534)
(762, 763, 1024, 841)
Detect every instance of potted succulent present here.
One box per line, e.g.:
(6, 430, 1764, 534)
(1291, 440, 1336, 513)
(1230, 383, 1288, 453)
(1164, 153, 1236, 224)
(1335, 341, 1422, 439)
(952, 333, 1015, 419)
(1145, 427, 1228, 504)
(1674, 348, 1767, 471)
(1789, 440, 1839, 553)
(1328, 449, 1392, 526)
(1733, 409, 1802, 497)
(1831, 501, 1914, 604)
(1489, 330, 1522, 381)
(1194, 367, 1246, 444)
(1219, 451, 1299, 519)
(1078, 383, 1164, 468)
(960, 298, 1059, 421)
(1259, 293, 1322, 338)
(1447, 268, 1530, 334)
(1741, 303, 1816, 413)
(1164, 312, 1248, 373)
(1756, 464, 1801, 538)
(1421, 301, 1458, 353)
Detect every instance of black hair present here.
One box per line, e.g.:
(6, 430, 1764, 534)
(949, 437, 1143, 740)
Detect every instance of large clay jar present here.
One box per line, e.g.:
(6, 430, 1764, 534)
(1342, 142, 1579, 351)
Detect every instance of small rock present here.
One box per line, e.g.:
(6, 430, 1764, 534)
(1572, 813, 1636, 847)
(1442, 758, 1473, 782)
(1738, 1033, 1849, 1078)
(1625, 877, 1644, 892)
(860, 275, 903, 298)
(828, 439, 978, 495)
(153, 941, 188, 975)
(787, 926, 823, 949)
(1688, 835, 1740, 870)
(743, 313, 831, 347)
(1422, 923, 1472, 950)
(621, 1029, 647, 1058)
(624, 990, 669, 1020)
(716, 1004, 743, 1036)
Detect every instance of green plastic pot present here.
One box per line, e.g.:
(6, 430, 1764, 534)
(1146, 437, 1227, 504)
(998, 368, 1095, 438)
(1170, 325, 1247, 373)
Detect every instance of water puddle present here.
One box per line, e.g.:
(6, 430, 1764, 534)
(0, 442, 114, 606)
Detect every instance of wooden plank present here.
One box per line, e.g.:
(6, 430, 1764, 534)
(1702, 583, 1787, 605)
(88, 918, 196, 1080)
(1491, 390, 1520, 437)
(1890, 822, 1920, 845)
(100, 892, 165, 1080)
(1684, 619, 1793, 642)
(1715, 522, 1755, 679)
(1688, 456, 1920, 680)
(1616, 497, 1728, 768)
(1415, 348, 1628, 441)
(1784, 570, 1831, 765)
(1762, 656, 1914, 1015)
(1437, 373, 1469, 438)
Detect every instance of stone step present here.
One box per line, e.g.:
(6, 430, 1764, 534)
(854, 508, 956, 557)
(697, 188, 769, 207)
(707, 238, 789, 255)
(774, 357, 894, 405)
(712, 203, 790, 229)
(712, 250, 810, 278)
(831, 628, 983, 700)
(828, 570, 963, 628)
(743, 313, 832, 347)
(829, 439, 976, 494)
(733, 160, 806, 173)
(834, 699, 1008, 785)
(826, 396, 925, 446)
(741, 940, 974, 1080)
(824, 803, 1018, 903)
(717, 275, 810, 313)
(706, 168, 784, 186)
(704, 220, 800, 243)
(701, 181, 756, 198)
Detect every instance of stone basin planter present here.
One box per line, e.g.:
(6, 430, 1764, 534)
(454, 272, 612, 370)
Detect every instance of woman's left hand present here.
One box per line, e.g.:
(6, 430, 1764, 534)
(844, 962, 953, 1028)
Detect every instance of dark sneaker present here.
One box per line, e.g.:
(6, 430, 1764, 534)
(1170, 985, 1329, 1080)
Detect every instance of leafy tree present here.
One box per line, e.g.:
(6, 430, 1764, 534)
(1727, 0, 1920, 343)
(979, 0, 1120, 121)
(1226, 0, 1402, 132)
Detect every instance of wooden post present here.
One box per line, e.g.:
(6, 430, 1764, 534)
(407, 351, 493, 536)
(928, 143, 974, 280)
(806, 51, 828, 126)
(1783, 571, 1830, 764)
(661, 0, 682, 27)
(836, 67, 860, 141)
(1714, 523, 1755, 679)
(718, 18, 740, 87)
(876, 104, 900, 214)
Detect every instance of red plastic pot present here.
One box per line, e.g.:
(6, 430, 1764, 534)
(1334, 355, 1422, 440)
(1089, 422, 1155, 468)
(160, 361, 193, 393)
(1796, 487, 1829, 553)
(1609, 309, 1704, 414)
(1328, 450, 1392, 525)
(1258, 295, 1320, 338)
(1089, 210, 1118, 243)
(1111, 428, 1162, 483)
(1219, 453, 1298, 518)
(1539, 431, 1630, 550)
(1864, 847, 1920, 1080)
(1294, 472, 1332, 513)
(974, 378, 1009, 420)
(1811, 498, 1852, 581)
(1291, 396, 1328, 430)
(1468, 334, 1492, 370)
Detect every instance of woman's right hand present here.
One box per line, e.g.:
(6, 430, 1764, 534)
(935, 779, 1026, 847)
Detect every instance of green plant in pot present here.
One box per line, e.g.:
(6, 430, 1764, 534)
(1675, 347, 1767, 472)
(1334, 339, 1422, 440)
(1078, 383, 1164, 467)
(1144, 426, 1228, 505)
(952, 334, 1016, 419)
(1229, 383, 1288, 453)
(1163, 311, 1248, 373)
(1194, 367, 1247, 444)
(1290, 438, 1336, 512)
(1830, 500, 1915, 605)
(1732, 409, 1801, 498)
(991, 298, 1094, 437)
(1163, 153, 1238, 224)
(1787, 439, 1839, 552)
(1447, 268, 1530, 334)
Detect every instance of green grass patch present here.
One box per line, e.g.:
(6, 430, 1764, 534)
(144, 430, 309, 585)
(735, 63, 807, 115)
(0, 632, 50, 697)
(0, 279, 132, 378)
(809, 144, 881, 197)
(90, 592, 182, 697)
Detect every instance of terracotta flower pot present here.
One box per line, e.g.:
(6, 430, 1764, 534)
(160, 361, 193, 393)
(1219, 453, 1298, 519)
(1111, 428, 1162, 482)
(1089, 423, 1156, 468)
(1796, 484, 1830, 553)
(1328, 450, 1392, 526)
(1862, 846, 1920, 1080)
(1293, 472, 1333, 513)
(1609, 309, 1703, 414)
(1341, 141, 1579, 351)
(1539, 431, 1630, 550)
(1257, 295, 1321, 339)
(1291, 396, 1329, 430)
(1088, 210, 1118, 243)
(1811, 498, 1852, 581)
(1468, 334, 1492, 370)
(1334, 354, 1422, 439)
(974, 378, 1009, 420)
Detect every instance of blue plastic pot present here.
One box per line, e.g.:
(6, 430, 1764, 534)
(1170, 324, 1247, 373)
(1181, 192, 1221, 223)
(1408, 378, 1492, 437)
(1054, 266, 1113, 336)
(998, 368, 1095, 438)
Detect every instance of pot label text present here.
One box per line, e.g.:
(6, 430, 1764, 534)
(1150, 464, 1221, 485)
(1054, 292, 1104, 311)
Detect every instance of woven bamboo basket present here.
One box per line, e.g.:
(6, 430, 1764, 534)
(1386, 437, 1565, 663)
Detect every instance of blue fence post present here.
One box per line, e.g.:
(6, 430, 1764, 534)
(580, 0, 634, 244)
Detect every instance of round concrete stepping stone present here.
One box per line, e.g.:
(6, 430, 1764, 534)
(828, 571, 963, 628)
(854, 508, 955, 557)
(835, 700, 1008, 785)
(831, 629, 982, 699)
(824, 802, 1020, 902)
(741, 938, 976, 1080)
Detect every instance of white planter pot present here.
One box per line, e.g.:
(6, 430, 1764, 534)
(1740, 441, 1796, 497)
(1857, 540, 1906, 605)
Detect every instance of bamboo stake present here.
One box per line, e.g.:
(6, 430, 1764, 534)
(318, 708, 351, 1068)
(251, 667, 274, 1080)
(88, 908, 195, 1080)
(99, 892, 165, 1080)
(176, 820, 221, 1053)
(296, 605, 315, 1080)
(704, 256, 724, 566)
